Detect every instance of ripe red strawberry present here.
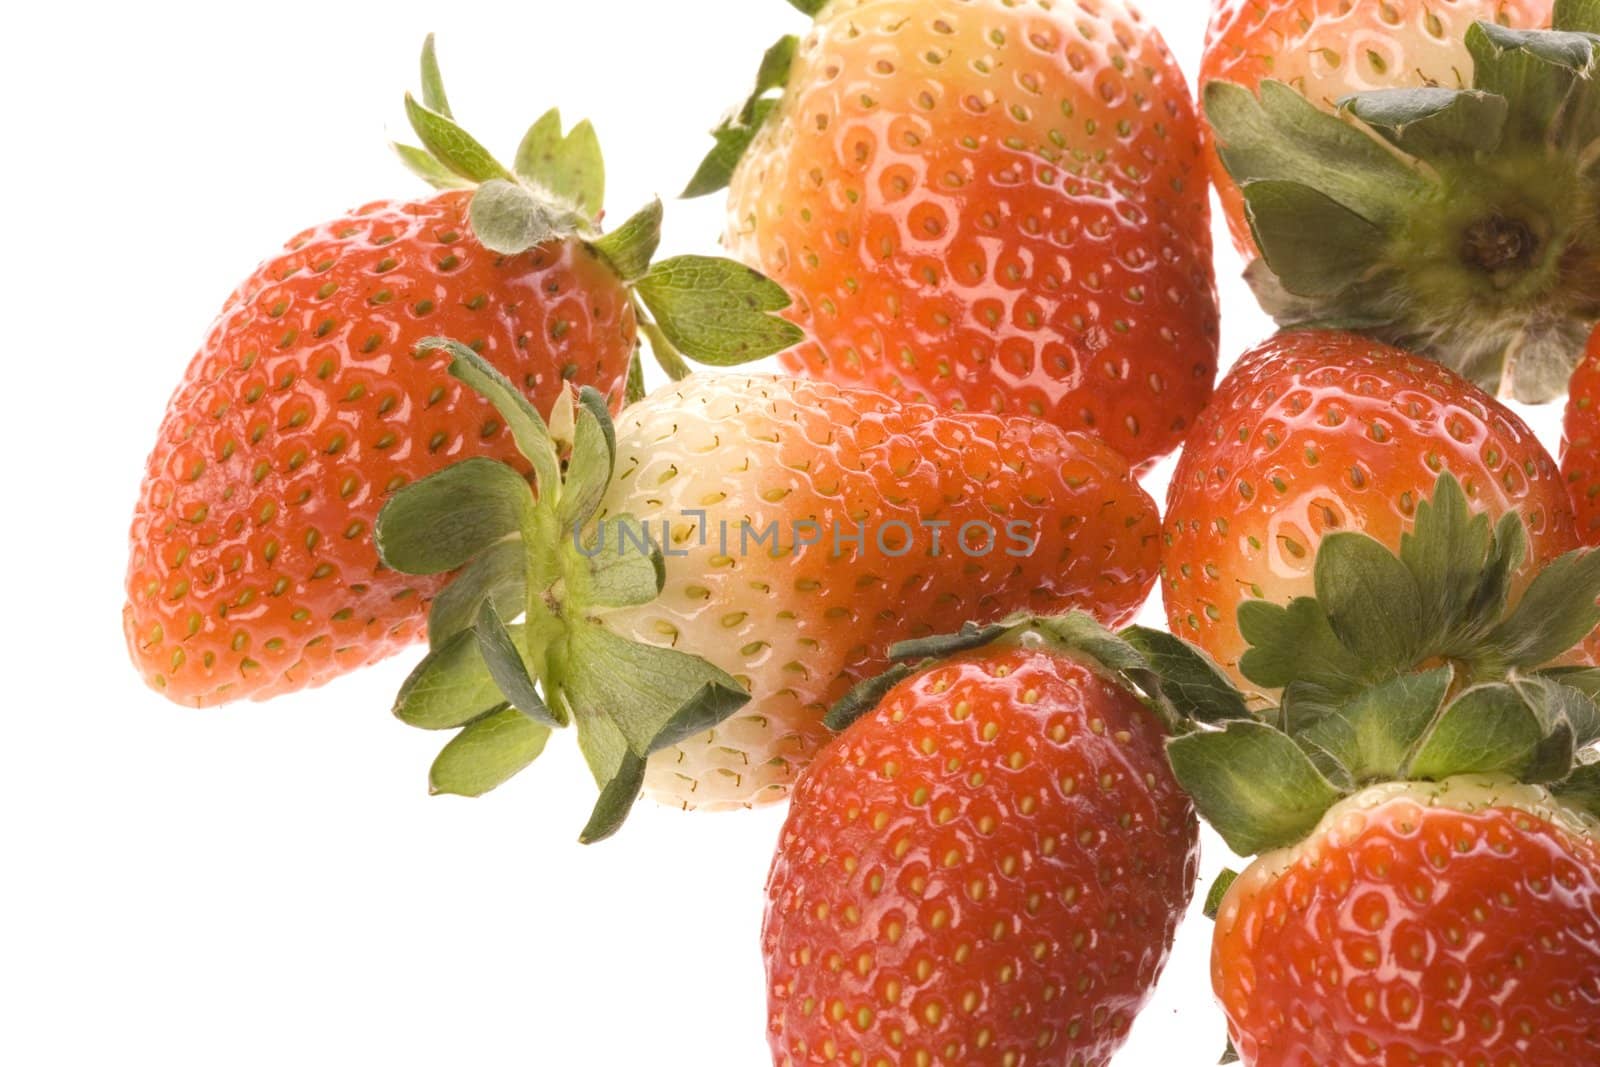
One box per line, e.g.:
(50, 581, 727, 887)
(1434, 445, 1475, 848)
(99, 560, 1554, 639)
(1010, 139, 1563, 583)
(1163, 330, 1578, 697)
(690, 0, 1220, 469)
(1199, 2, 1600, 401)
(763, 616, 1206, 1066)
(1168, 473, 1600, 1067)
(1562, 323, 1600, 541)
(376, 345, 1162, 832)
(1212, 780, 1600, 1066)
(123, 39, 801, 707)
(1201, 0, 1551, 256)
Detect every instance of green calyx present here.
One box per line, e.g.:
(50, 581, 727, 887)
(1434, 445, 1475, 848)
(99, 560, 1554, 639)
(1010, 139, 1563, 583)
(1168, 472, 1600, 857)
(825, 611, 1248, 739)
(1208, 2, 1600, 401)
(375, 338, 751, 843)
(395, 36, 802, 380)
(683, 32, 801, 198)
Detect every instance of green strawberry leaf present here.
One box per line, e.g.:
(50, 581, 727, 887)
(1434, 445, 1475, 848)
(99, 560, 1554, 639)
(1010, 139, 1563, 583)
(475, 601, 562, 728)
(565, 516, 665, 610)
(1515, 673, 1600, 750)
(392, 142, 473, 190)
(683, 35, 797, 198)
(469, 179, 575, 255)
(418, 34, 454, 118)
(374, 458, 533, 576)
(395, 627, 510, 730)
(427, 540, 527, 648)
(827, 663, 920, 732)
(633, 256, 804, 365)
(639, 318, 694, 381)
(1342, 88, 1509, 156)
(557, 395, 616, 533)
(1242, 181, 1390, 297)
(403, 93, 514, 185)
(1554, 760, 1600, 818)
(1406, 683, 1547, 780)
(624, 347, 646, 405)
(1237, 597, 1365, 693)
(1446, 510, 1527, 653)
(1120, 627, 1252, 725)
(1203, 868, 1240, 921)
(1480, 548, 1600, 669)
(1557, 0, 1600, 33)
(1299, 667, 1453, 785)
(562, 622, 750, 757)
(430, 707, 552, 798)
(1167, 720, 1347, 856)
(514, 109, 605, 221)
(579, 751, 648, 844)
(1468, 23, 1600, 144)
(1399, 473, 1491, 647)
(1535, 668, 1600, 748)
(889, 621, 1012, 662)
(426, 339, 562, 496)
(1315, 530, 1424, 670)
(592, 199, 664, 282)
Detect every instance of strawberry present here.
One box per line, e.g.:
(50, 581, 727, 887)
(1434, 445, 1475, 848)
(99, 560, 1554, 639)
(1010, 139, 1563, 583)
(688, 0, 1220, 470)
(1162, 330, 1578, 698)
(1201, 0, 1551, 256)
(123, 38, 801, 707)
(1562, 323, 1600, 541)
(1167, 472, 1600, 1067)
(375, 342, 1162, 832)
(763, 614, 1214, 1067)
(1199, 2, 1600, 401)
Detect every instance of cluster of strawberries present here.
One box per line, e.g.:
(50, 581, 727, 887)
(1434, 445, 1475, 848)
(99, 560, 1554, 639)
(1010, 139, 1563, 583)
(122, 2, 1600, 1065)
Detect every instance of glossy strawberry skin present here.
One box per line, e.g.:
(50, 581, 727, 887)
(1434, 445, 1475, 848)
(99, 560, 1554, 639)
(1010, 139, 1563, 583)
(728, 0, 1218, 470)
(763, 645, 1199, 1066)
(1562, 325, 1600, 542)
(1163, 330, 1578, 694)
(1213, 782, 1600, 1067)
(1201, 0, 1552, 256)
(125, 190, 635, 706)
(594, 375, 1164, 811)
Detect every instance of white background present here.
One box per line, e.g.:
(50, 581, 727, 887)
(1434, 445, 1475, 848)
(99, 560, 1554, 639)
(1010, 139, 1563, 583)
(0, 2, 1566, 1064)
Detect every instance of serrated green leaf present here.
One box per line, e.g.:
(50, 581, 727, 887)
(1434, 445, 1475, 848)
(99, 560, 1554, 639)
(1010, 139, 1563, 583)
(557, 399, 616, 533)
(1406, 683, 1546, 779)
(1206, 79, 1429, 230)
(592, 199, 663, 282)
(1446, 510, 1528, 654)
(562, 622, 749, 757)
(579, 751, 647, 844)
(1236, 598, 1366, 693)
(1314, 531, 1424, 671)
(1242, 181, 1390, 297)
(418, 34, 453, 118)
(374, 457, 532, 575)
(683, 36, 797, 198)
(1342, 88, 1509, 156)
(428, 540, 527, 648)
(469, 180, 569, 255)
(475, 601, 561, 727)
(1535, 668, 1600, 747)
(624, 346, 646, 405)
(1300, 667, 1453, 784)
(1557, 0, 1600, 33)
(392, 142, 473, 190)
(1400, 473, 1491, 647)
(429, 707, 551, 797)
(427, 339, 561, 496)
(403, 93, 514, 184)
(826, 663, 919, 732)
(564, 514, 664, 609)
(1167, 721, 1346, 856)
(514, 110, 605, 221)
(395, 627, 510, 730)
(1203, 869, 1240, 921)
(634, 256, 804, 366)
(1481, 548, 1600, 668)
(1121, 626, 1251, 725)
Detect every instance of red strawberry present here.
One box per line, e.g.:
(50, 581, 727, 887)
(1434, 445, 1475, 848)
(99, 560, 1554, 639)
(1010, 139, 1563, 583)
(1163, 330, 1578, 697)
(1562, 323, 1600, 541)
(1201, 0, 1551, 256)
(124, 38, 801, 707)
(1198, 2, 1600, 401)
(1168, 472, 1600, 1067)
(763, 616, 1207, 1066)
(375, 346, 1162, 832)
(690, 0, 1220, 469)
